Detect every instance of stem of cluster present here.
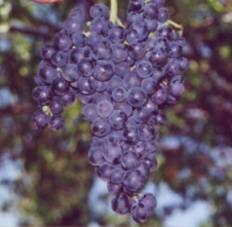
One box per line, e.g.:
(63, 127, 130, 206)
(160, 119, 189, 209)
(110, 0, 118, 24)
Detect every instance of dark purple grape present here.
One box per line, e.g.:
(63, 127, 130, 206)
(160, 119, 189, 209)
(78, 60, 94, 77)
(39, 62, 57, 84)
(152, 88, 167, 105)
(96, 164, 112, 180)
(71, 33, 86, 47)
(111, 44, 128, 63)
(136, 60, 153, 78)
(141, 78, 158, 94)
(140, 193, 157, 211)
(170, 78, 185, 96)
(145, 18, 158, 32)
(104, 144, 122, 164)
(41, 43, 55, 61)
(179, 57, 189, 72)
(112, 193, 131, 214)
(92, 118, 111, 137)
(93, 60, 114, 82)
(131, 202, 152, 223)
(90, 77, 108, 92)
(109, 25, 125, 43)
(94, 40, 112, 59)
(123, 170, 146, 193)
(91, 18, 109, 37)
(82, 103, 97, 122)
(126, 29, 139, 45)
(33, 111, 50, 128)
(143, 3, 157, 19)
(112, 87, 126, 102)
(54, 31, 72, 50)
(107, 181, 122, 195)
(116, 102, 133, 117)
(158, 7, 169, 22)
(62, 64, 79, 82)
(71, 46, 95, 63)
(51, 51, 68, 67)
(50, 98, 63, 114)
(128, 0, 145, 13)
(52, 78, 69, 96)
(136, 162, 149, 178)
(50, 115, 64, 130)
(88, 145, 105, 166)
(139, 125, 156, 142)
(124, 126, 138, 144)
(96, 98, 113, 118)
(121, 152, 139, 170)
(130, 42, 145, 60)
(60, 91, 75, 106)
(127, 87, 147, 108)
(110, 110, 127, 130)
(32, 86, 50, 103)
(110, 167, 125, 184)
(78, 77, 95, 95)
(90, 3, 109, 19)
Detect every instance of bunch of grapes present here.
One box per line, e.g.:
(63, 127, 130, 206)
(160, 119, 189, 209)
(32, 0, 188, 223)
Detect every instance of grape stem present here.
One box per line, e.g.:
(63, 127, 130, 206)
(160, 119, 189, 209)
(166, 20, 183, 30)
(110, 0, 118, 24)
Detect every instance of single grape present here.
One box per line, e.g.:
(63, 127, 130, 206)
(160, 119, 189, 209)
(127, 87, 147, 108)
(92, 118, 111, 137)
(112, 193, 131, 214)
(32, 86, 50, 104)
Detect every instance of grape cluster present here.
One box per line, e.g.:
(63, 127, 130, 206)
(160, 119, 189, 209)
(32, 0, 188, 223)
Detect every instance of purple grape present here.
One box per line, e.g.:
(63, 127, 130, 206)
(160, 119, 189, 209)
(123, 170, 146, 193)
(82, 103, 97, 122)
(109, 25, 125, 43)
(93, 60, 114, 82)
(50, 116, 64, 130)
(92, 118, 111, 137)
(127, 87, 147, 108)
(32, 86, 50, 104)
(90, 3, 109, 19)
(39, 62, 57, 84)
(54, 31, 72, 50)
(112, 193, 131, 214)
(110, 167, 125, 184)
(33, 111, 50, 128)
(52, 78, 69, 96)
(78, 60, 94, 77)
(51, 51, 68, 67)
(78, 77, 95, 95)
(107, 181, 122, 195)
(96, 164, 112, 180)
(104, 144, 122, 164)
(96, 99, 113, 118)
(62, 64, 79, 82)
(121, 152, 139, 170)
(50, 98, 63, 114)
(110, 110, 127, 130)
(41, 43, 55, 61)
(112, 87, 126, 102)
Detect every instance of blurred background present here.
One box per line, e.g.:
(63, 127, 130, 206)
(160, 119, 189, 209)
(0, 0, 231, 226)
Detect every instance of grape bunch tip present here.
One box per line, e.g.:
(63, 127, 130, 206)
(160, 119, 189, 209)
(32, 0, 189, 223)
